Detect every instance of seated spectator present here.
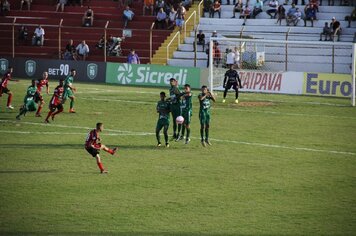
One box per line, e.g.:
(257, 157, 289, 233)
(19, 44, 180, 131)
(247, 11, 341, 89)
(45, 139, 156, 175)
(154, 0, 165, 15)
(1, 0, 10, 16)
(167, 6, 176, 29)
(330, 17, 341, 41)
(239, 4, 251, 26)
(155, 7, 167, 29)
(231, 0, 242, 18)
(345, 7, 356, 28)
(286, 4, 298, 26)
(17, 25, 28, 45)
(276, 4, 286, 25)
(20, 0, 31, 10)
(143, 0, 154, 16)
(123, 6, 134, 28)
(196, 30, 206, 51)
(266, 0, 278, 19)
(82, 6, 94, 27)
(303, 4, 317, 27)
(76, 40, 89, 60)
(209, 0, 221, 18)
(32, 25, 45, 46)
(319, 22, 331, 41)
(95, 35, 106, 49)
(175, 4, 185, 31)
(127, 49, 140, 64)
(64, 39, 77, 60)
(55, 0, 66, 12)
(252, 0, 263, 19)
(203, 0, 213, 14)
(107, 35, 124, 56)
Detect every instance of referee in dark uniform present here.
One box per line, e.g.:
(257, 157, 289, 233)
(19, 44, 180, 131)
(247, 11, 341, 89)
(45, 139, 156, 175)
(222, 64, 243, 104)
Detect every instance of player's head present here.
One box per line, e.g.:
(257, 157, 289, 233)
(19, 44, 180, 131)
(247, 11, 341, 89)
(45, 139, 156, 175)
(96, 122, 103, 132)
(160, 91, 166, 100)
(184, 84, 191, 93)
(31, 79, 36, 86)
(70, 69, 76, 76)
(169, 78, 177, 86)
(59, 79, 64, 86)
(201, 85, 208, 94)
(42, 71, 48, 79)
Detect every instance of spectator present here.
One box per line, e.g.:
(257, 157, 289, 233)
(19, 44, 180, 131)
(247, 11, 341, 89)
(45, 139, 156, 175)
(154, 0, 165, 15)
(240, 4, 251, 26)
(203, 0, 213, 14)
(309, 0, 319, 12)
(252, 0, 263, 19)
(1, 0, 10, 16)
(55, 0, 66, 12)
(227, 0, 236, 5)
(127, 49, 140, 64)
(107, 35, 124, 56)
(64, 39, 77, 60)
(182, 0, 192, 8)
(303, 4, 316, 27)
(209, 0, 221, 18)
(276, 4, 286, 25)
(266, 0, 278, 19)
(155, 7, 167, 29)
(167, 6, 176, 29)
(17, 25, 28, 45)
(95, 35, 106, 49)
(213, 42, 221, 67)
(345, 7, 356, 28)
(32, 25, 45, 46)
(175, 4, 185, 31)
(226, 49, 236, 67)
(20, 0, 31, 10)
(292, 0, 305, 4)
(319, 22, 331, 41)
(143, 0, 154, 16)
(233, 46, 240, 68)
(286, 4, 298, 26)
(123, 6, 134, 28)
(76, 40, 89, 60)
(196, 30, 205, 51)
(330, 17, 341, 41)
(231, 0, 242, 18)
(82, 6, 94, 27)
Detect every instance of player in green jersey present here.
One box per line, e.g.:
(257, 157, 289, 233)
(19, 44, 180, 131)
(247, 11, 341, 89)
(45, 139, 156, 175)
(180, 84, 192, 144)
(168, 78, 182, 141)
(63, 69, 77, 113)
(198, 85, 216, 147)
(156, 91, 171, 147)
(16, 80, 38, 120)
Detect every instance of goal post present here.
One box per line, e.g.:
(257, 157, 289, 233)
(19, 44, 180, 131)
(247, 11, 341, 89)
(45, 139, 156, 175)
(208, 37, 356, 107)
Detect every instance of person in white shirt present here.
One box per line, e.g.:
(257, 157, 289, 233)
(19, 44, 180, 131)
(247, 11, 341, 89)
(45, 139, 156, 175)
(76, 40, 90, 60)
(123, 6, 134, 28)
(225, 49, 236, 67)
(266, 0, 278, 19)
(32, 25, 45, 46)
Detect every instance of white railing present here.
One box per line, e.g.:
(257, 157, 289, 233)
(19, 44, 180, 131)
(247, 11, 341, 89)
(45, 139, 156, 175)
(166, 31, 181, 63)
(184, 10, 196, 40)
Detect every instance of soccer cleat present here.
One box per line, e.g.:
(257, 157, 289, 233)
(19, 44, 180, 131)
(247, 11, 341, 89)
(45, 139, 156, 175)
(69, 109, 76, 113)
(35, 113, 42, 117)
(44, 119, 50, 123)
(16, 115, 21, 120)
(235, 99, 239, 104)
(112, 147, 118, 155)
(175, 135, 183, 142)
(157, 143, 162, 147)
(222, 99, 226, 103)
(7, 105, 14, 109)
(165, 143, 170, 148)
(185, 138, 190, 144)
(101, 169, 108, 174)
(201, 140, 206, 147)
(205, 140, 212, 146)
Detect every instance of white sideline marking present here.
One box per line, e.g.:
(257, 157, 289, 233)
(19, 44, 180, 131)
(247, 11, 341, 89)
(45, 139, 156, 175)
(1, 120, 354, 156)
(0, 130, 152, 136)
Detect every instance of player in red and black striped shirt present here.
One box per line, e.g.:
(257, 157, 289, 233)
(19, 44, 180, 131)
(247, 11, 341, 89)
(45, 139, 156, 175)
(85, 123, 118, 174)
(34, 71, 50, 117)
(0, 66, 19, 109)
(44, 79, 64, 123)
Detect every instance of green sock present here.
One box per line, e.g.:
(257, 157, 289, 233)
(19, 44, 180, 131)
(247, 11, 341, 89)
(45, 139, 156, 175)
(186, 128, 190, 140)
(70, 99, 74, 109)
(200, 128, 204, 141)
(181, 126, 185, 137)
(156, 130, 160, 143)
(205, 128, 209, 141)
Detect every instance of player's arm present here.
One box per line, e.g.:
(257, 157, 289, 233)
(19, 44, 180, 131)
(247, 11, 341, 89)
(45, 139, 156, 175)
(223, 72, 228, 88)
(46, 81, 50, 94)
(237, 73, 243, 88)
(207, 90, 216, 102)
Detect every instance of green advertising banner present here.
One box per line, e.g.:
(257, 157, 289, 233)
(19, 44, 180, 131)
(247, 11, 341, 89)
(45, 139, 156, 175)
(106, 63, 201, 88)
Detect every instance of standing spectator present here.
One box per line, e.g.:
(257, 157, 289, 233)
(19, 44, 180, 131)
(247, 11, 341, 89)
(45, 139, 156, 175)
(167, 6, 176, 29)
(209, 0, 221, 18)
(175, 4, 185, 31)
(252, 0, 263, 19)
(127, 49, 140, 64)
(20, 0, 31, 10)
(303, 4, 317, 27)
(143, 0, 154, 15)
(345, 7, 356, 28)
(213, 42, 221, 67)
(32, 25, 45, 46)
(76, 40, 89, 60)
(1, 0, 10, 16)
(82, 6, 94, 27)
(231, 0, 242, 18)
(123, 6, 134, 28)
(17, 25, 28, 45)
(196, 30, 205, 51)
(240, 4, 251, 26)
(55, 0, 66, 12)
(225, 49, 236, 68)
(266, 0, 278, 19)
(319, 22, 331, 41)
(155, 7, 167, 29)
(330, 17, 341, 41)
(64, 39, 77, 60)
(276, 5, 286, 25)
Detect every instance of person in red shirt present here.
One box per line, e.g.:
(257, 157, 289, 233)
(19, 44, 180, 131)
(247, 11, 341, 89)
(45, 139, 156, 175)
(85, 123, 118, 174)
(44, 79, 64, 123)
(0, 66, 19, 110)
(34, 71, 50, 117)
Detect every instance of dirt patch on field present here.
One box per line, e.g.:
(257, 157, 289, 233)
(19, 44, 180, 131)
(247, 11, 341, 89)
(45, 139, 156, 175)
(236, 101, 275, 107)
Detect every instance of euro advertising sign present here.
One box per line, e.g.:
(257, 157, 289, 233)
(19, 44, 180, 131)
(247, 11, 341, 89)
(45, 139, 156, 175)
(304, 73, 352, 97)
(106, 63, 201, 88)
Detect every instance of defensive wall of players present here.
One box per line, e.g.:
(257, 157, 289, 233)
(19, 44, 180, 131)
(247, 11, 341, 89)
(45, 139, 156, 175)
(0, 57, 353, 98)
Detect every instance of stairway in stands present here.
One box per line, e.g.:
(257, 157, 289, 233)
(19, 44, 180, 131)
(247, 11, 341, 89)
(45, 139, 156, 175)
(0, 0, 173, 63)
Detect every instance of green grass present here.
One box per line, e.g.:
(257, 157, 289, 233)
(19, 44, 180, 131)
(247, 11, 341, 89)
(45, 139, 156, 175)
(0, 80, 355, 235)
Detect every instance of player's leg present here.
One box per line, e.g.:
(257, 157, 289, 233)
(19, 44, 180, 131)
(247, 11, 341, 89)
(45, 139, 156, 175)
(5, 89, 13, 109)
(233, 83, 239, 103)
(176, 108, 183, 141)
(205, 112, 211, 145)
(163, 124, 169, 147)
(185, 111, 191, 144)
(100, 144, 118, 155)
(199, 111, 206, 147)
(69, 95, 75, 113)
(171, 111, 177, 139)
(95, 154, 108, 173)
(51, 104, 64, 120)
(156, 120, 163, 146)
(16, 104, 27, 120)
(44, 104, 55, 123)
(35, 95, 44, 117)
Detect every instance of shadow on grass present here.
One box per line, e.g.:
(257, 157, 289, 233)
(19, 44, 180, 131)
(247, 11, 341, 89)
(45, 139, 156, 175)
(0, 169, 58, 174)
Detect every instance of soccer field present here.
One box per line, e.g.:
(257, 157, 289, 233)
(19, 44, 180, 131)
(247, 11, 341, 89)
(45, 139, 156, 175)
(0, 80, 355, 235)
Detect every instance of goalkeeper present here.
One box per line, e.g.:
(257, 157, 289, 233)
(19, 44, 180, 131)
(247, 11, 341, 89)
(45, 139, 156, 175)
(222, 64, 243, 104)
